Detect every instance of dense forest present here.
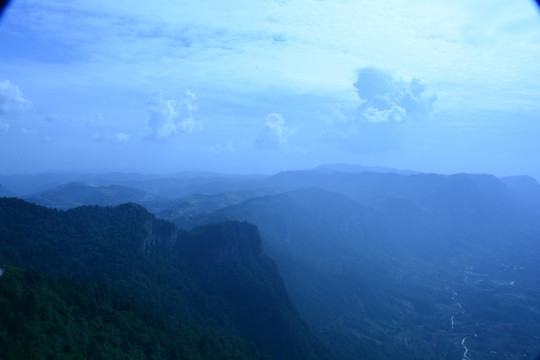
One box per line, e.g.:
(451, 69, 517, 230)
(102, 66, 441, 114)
(0, 265, 270, 360)
(0, 198, 332, 360)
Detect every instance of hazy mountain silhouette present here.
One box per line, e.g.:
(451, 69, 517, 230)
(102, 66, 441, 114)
(24, 181, 155, 209)
(313, 163, 421, 175)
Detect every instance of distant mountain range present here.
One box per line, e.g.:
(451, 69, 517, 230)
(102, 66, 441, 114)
(23, 181, 156, 209)
(313, 163, 421, 175)
(0, 171, 266, 197)
(0, 163, 470, 198)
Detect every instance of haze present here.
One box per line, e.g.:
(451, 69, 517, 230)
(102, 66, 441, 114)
(1, 0, 539, 178)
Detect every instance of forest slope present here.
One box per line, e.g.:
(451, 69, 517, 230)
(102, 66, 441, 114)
(0, 198, 332, 360)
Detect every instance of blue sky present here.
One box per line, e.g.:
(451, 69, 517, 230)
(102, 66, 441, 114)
(1, 0, 539, 178)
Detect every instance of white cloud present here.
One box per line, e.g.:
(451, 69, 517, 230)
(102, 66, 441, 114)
(354, 67, 436, 124)
(0, 80, 32, 117)
(359, 105, 406, 123)
(144, 89, 200, 142)
(108, 131, 129, 143)
(21, 127, 38, 135)
(85, 113, 104, 127)
(323, 67, 437, 154)
(256, 113, 291, 150)
(93, 129, 130, 143)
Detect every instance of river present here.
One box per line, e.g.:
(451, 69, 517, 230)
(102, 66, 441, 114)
(450, 282, 476, 360)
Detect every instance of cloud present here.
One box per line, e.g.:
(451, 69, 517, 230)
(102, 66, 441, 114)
(93, 129, 130, 143)
(325, 67, 437, 153)
(44, 113, 59, 123)
(0, 80, 32, 118)
(353, 67, 395, 100)
(107, 131, 129, 143)
(354, 67, 436, 123)
(144, 89, 200, 142)
(0, 80, 33, 136)
(21, 127, 38, 135)
(0, 122, 9, 134)
(256, 113, 291, 150)
(359, 104, 406, 123)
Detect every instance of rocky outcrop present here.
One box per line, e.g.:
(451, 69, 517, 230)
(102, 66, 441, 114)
(142, 217, 178, 252)
(183, 221, 263, 264)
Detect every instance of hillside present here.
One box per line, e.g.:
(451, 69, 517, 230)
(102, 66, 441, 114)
(0, 198, 332, 360)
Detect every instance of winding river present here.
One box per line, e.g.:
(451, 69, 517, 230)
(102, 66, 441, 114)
(461, 334, 477, 360)
(450, 286, 476, 360)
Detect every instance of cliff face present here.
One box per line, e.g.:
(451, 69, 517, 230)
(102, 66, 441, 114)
(142, 217, 178, 251)
(177, 220, 332, 360)
(0, 198, 332, 360)
(184, 221, 263, 264)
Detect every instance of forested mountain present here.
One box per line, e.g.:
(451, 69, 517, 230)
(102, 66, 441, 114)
(146, 188, 282, 229)
(0, 198, 332, 360)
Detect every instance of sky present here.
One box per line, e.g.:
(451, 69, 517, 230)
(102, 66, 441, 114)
(1, 0, 539, 178)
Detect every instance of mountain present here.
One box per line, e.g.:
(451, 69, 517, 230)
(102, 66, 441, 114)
(500, 175, 540, 208)
(190, 175, 540, 359)
(500, 175, 540, 193)
(149, 188, 289, 229)
(0, 172, 266, 198)
(24, 181, 156, 209)
(0, 198, 332, 360)
(263, 170, 504, 205)
(121, 175, 266, 199)
(193, 188, 450, 359)
(260, 170, 530, 234)
(313, 163, 421, 175)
